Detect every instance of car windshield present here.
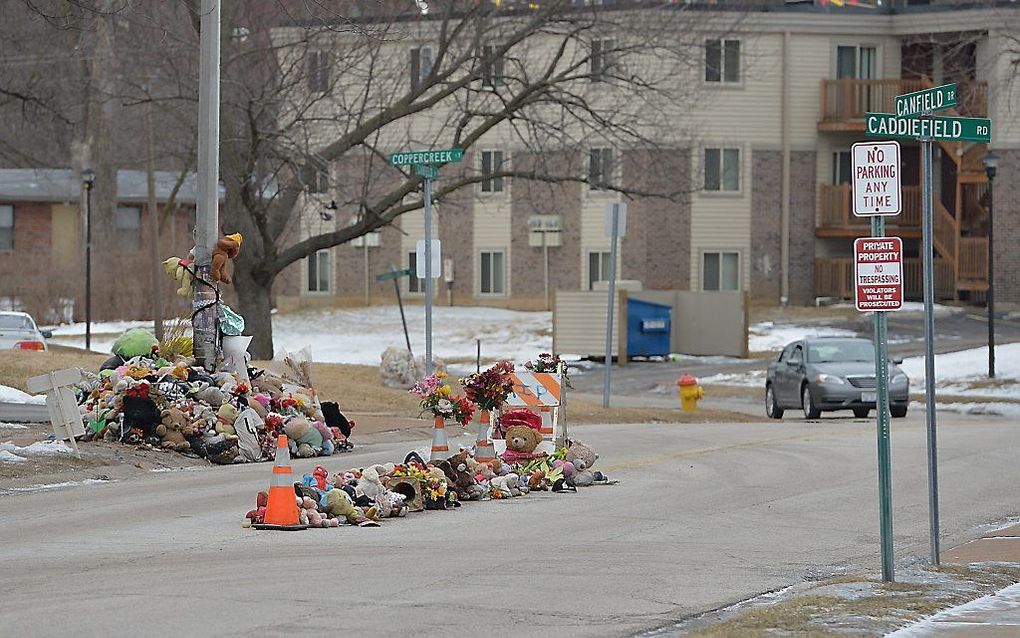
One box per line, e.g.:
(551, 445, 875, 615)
(806, 340, 875, 363)
(0, 314, 34, 331)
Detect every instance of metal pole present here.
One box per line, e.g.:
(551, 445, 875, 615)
(987, 173, 995, 378)
(364, 242, 370, 306)
(476, 339, 481, 374)
(391, 266, 413, 356)
(872, 213, 895, 582)
(85, 182, 93, 351)
(423, 176, 434, 375)
(921, 137, 941, 565)
(146, 92, 163, 341)
(543, 231, 550, 311)
(193, 0, 221, 370)
(603, 203, 620, 409)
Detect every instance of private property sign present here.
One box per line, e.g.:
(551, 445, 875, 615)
(854, 237, 904, 312)
(852, 141, 901, 217)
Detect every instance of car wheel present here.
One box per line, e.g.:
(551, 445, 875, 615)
(891, 405, 908, 418)
(765, 385, 784, 420)
(802, 384, 821, 420)
(853, 407, 870, 419)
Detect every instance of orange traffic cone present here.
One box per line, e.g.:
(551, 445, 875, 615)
(474, 409, 496, 463)
(429, 415, 450, 462)
(253, 434, 307, 531)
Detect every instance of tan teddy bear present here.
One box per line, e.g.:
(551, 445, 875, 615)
(160, 407, 193, 452)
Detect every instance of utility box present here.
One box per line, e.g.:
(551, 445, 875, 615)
(626, 298, 671, 357)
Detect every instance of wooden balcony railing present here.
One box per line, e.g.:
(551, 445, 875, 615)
(818, 184, 921, 229)
(815, 257, 954, 299)
(959, 237, 989, 280)
(820, 78, 988, 124)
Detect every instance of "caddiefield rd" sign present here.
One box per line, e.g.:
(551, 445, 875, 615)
(865, 113, 991, 143)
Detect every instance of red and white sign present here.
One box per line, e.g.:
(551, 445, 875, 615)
(852, 140, 901, 217)
(855, 237, 903, 312)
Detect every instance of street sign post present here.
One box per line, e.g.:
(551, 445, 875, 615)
(603, 202, 626, 409)
(854, 237, 904, 312)
(895, 83, 957, 117)
(852, 141, 901, 217)
(389, 147, 464, 375)
(376, 265, 413, 356)
(866, 113, 991, 143)
(416, 239, 441, 278)
(528, 215, 563, 311)
(374, 268, 414, 281)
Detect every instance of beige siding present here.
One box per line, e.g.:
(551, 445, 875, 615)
(552, 291, 621, 357)
(689, 143, 752, 291)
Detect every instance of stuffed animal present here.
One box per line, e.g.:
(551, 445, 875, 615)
(447, 450, 484, 500)
(210, 232, 243, 284)
(311, 421, 334, 456)
(159, 407, 192, 452)
(162, 254, 196, 298)
(324, 489, 379, 526)
(501, 425, 543, 464)
(244, 491, 269, 526)
(284, 417, 322, 457)
(565, 439, 599, 487)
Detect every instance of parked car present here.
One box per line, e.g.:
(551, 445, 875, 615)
(0, 311, 52, 351)
(765, 337, 909, 420)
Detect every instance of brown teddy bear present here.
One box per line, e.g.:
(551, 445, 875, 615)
(159, 407, 193, 452)
(210, 232, 243, 284)
(502, 424, 543, 463)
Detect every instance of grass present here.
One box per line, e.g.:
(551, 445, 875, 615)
(1, 350, 758, 428)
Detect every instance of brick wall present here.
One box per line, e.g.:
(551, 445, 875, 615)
(789, 151, 817, 304)
(993, 149, 1020, 306)
(621, 148, 691, 289)
(751, 150, 782, 303)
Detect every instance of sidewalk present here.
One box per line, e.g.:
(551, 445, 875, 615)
(889, 525, 1020, 636)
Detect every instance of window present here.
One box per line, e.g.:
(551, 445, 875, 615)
(832, 151, 852, 185)
(407, 251, 422, 293)
(588, 147, 613, 191)
(303, 163, 330, 194)
(705, 39, 740, 83)
(482, 44, 505, 87)
(702, 251, 740, 291)
(480, 251, 505, 295)
(0, 205, 12, 251)
(703, 147, 740, 192)
(588, 251, 612, 290)
(308, 50, 330, 93)
(481, 150, 505, 193)
(116, 206, 141, 246)
(410, 46, 434, 90)
(789, 345, 803, 366)
(306, 249, 331, 292)
(591, 38, 614, 82)
(836, 45, 876, 79)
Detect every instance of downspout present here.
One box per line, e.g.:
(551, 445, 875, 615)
(780, 30, 792, 306)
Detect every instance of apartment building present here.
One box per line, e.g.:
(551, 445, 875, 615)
(274, 0, 1018, 313)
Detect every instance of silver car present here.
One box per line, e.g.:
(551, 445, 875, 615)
(765, 337, 909, 420)
(0, 311, 51, 351)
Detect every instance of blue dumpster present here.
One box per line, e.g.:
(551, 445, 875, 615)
(626, 298, 672, 357)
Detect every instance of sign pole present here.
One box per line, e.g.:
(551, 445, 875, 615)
(423, 174, 434, 375)
(603, 203, 620, 409)
(920, 134, 941, 565)
(543, 230, 550, 312)
(388, 265, 413, 357)
(871, 214, 895, 583)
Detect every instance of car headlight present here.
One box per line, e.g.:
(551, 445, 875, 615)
(892, 374, 908, 384)
(816, 373, 845, 385)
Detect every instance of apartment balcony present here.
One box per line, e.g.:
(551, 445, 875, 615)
(815, 257, 955, 301)
(819, 78, 987, 132)
(816, 184, 921, 237)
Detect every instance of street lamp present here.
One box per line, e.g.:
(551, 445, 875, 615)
(81, 168, 95, 351)
(982, 151, 998, 378)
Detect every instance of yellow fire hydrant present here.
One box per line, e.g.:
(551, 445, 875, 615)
(677, 374, 704, 413)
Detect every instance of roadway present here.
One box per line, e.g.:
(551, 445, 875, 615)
(1, 409, 1018, 637)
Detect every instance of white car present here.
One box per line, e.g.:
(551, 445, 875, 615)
(0, 311, 51, 351)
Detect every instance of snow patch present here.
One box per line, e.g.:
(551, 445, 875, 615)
(0, 384, 46, 405)
(910, 400, 1020, 418)
(888, 582, 1020, 636)
(0, 423, 29, 430)
(0, 440, 75, 456)
(700, 370, 767, 388)
(748, 322, 857, 353)
(1, 478, 109, 494)
(901, 343, 1020, 399)
(0, 450, 27, 463)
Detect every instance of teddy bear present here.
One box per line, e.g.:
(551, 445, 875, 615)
(324, 489, 379, 526)
(162, 253, 196, 298)
(358, 466, 387, 500)
(527, 469, 550, 491)
(210, 232, 243, 284)
(215, 404, 239, 440)
(244, 490, 269, 526)
(447, 450, 485, 500)
(311, 421, 334, 456)
(375, 491, 409, 518)
(284, 416, 322, 457)
(159, 407, 192, 452)
(501, 424, 544, 464)
(565, 439, 598, 487)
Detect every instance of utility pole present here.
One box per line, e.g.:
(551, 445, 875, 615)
(983, 151, 998, 378)
(193, 0, 221, 370)
(146, 88, 163, 341)
(81, 169, 95, 351)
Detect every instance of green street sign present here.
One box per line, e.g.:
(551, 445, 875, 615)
(389, 148, 464, 167)
(375, 268, 414, 281)
(865, 113, 991, 143)
(895, 83, 957, 117)
(415, 164, 438, 180)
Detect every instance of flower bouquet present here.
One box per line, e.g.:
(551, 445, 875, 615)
(460, 360, 515, 412)
(524, 352, 572, 389)
(409, 373, 475, 426)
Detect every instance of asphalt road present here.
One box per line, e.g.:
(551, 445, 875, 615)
(2, 409, 1019, 637)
